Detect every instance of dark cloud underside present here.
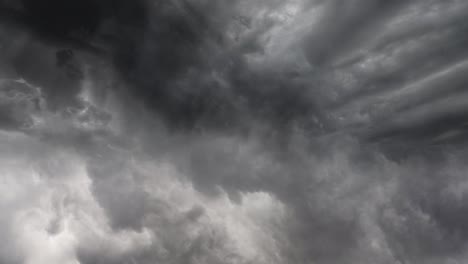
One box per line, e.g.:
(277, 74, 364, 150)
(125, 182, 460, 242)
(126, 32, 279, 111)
(1, 0, 468, 264)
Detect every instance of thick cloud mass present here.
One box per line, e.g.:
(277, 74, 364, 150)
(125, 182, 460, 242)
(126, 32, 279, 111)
(1, 0, 468, 263)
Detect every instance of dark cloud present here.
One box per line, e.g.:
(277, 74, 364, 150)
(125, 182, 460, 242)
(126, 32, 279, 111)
(1, 0, 468, 264)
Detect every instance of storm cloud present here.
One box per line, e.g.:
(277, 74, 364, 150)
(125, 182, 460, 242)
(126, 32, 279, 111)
(1, 0, 468, 263)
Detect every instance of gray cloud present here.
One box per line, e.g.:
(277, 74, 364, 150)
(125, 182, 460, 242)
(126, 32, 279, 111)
(1, 0, 468, 264)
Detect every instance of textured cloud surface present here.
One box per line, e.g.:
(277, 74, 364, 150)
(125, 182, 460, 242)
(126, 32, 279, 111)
(1, 0, 468, 263)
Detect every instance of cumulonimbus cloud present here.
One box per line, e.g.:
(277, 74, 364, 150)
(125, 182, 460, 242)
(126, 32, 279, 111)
(1, 0, 468, 263)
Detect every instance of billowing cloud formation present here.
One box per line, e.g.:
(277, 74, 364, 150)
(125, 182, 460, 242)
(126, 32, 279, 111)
(1, 0, 468, 263)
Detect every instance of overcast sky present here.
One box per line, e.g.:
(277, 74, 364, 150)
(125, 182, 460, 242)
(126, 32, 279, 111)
(1, 0, 468, 263)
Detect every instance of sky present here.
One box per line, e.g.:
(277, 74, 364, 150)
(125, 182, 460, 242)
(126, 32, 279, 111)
(1, 0, 468, 263)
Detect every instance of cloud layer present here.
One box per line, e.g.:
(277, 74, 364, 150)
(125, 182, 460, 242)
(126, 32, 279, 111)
(1, 0, 468, 263)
